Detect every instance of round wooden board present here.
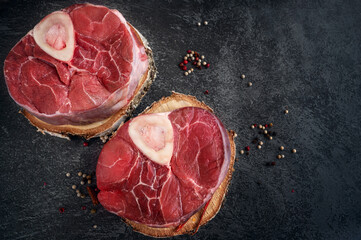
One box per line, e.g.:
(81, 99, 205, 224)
(124, 92, 237, 237)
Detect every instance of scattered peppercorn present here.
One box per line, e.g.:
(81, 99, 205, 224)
(59, 207, 65, 213)
(264, 130, 268, 134)
(246, 152, 250, 156)
(78, 172, 82, 177)
(87, 180, 92, 184)
(187, 50, 191, 54)
(259, 125, 263, 129)
(264, 124, 268, 128)
(204, 90, 209, 95)
(77, 193, 81, 197)
(83, 142, 89, 147)
(269, 123, 273, 127)
(80, 181, 85, 185)
(292, 149, 297, 153)
(280, 146, 284, 151)
(197, 22, 201, 26)
(245, 146, 250, 151)
(282, 154, 285, 158)
(240, 150, 244, 155)
(248, 82, 252, 87)
(184, 72, 189, 76)
(284, 110, 289, 114)
(271, 161, 276, 166)
(82, 173, 87, 178)
(257, 145, 262, 149)
(241, 74, 245, 79)
(66, 173, 70, 177)
(204, 21, 208, 25)
(93, 225, 97, 229)
(269, 136, 273, 140)
(259, 141, 264, 145)
(82, 206, 86, 210)
(277, 154, 282, 159)
(91, 209, 97, 214)
(251, 125, 255, 129)
(291, 189, 295, 193)
(72, 185, 76, 190)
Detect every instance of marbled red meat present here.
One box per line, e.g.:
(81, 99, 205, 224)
(3, 4, 148, 125)
(96, 107, 231, 227)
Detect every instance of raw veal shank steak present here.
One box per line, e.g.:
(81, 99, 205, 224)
(4, 4, 149, 125)
(96, 107, 231, 227)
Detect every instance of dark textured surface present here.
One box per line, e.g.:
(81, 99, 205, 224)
(1, 0, 361, 239)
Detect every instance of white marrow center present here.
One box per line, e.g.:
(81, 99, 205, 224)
(33, 11, 75, 62)
(129, 113, 174, 166)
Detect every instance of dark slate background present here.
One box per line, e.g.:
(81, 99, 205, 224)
(1, 0, 361, 239)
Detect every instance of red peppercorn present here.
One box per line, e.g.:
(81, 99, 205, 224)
(82, 206, 86, 210)
(183, 60, 188, 64)
(43, 182, 47, 186)
(195, 57, 199, 61)
(204, 90, 209, 95)
(264, 124, 268, 128)
(187, 50, 191, 54)
(245, 146, 250, 151)
(206, 63, 210, 68)
(254, 124, 257, 128)
(198, 66, 202, 70)
(179, 63, 184, 67)
(83, 142, 89, 147)
(182, 66, 187, 71)
(271, 161, 276, 166)
(94, 188, 99, 192)
(193, 61, 197, 65)
(59, 207, 65, 213)
(291, 189, 295, 193)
